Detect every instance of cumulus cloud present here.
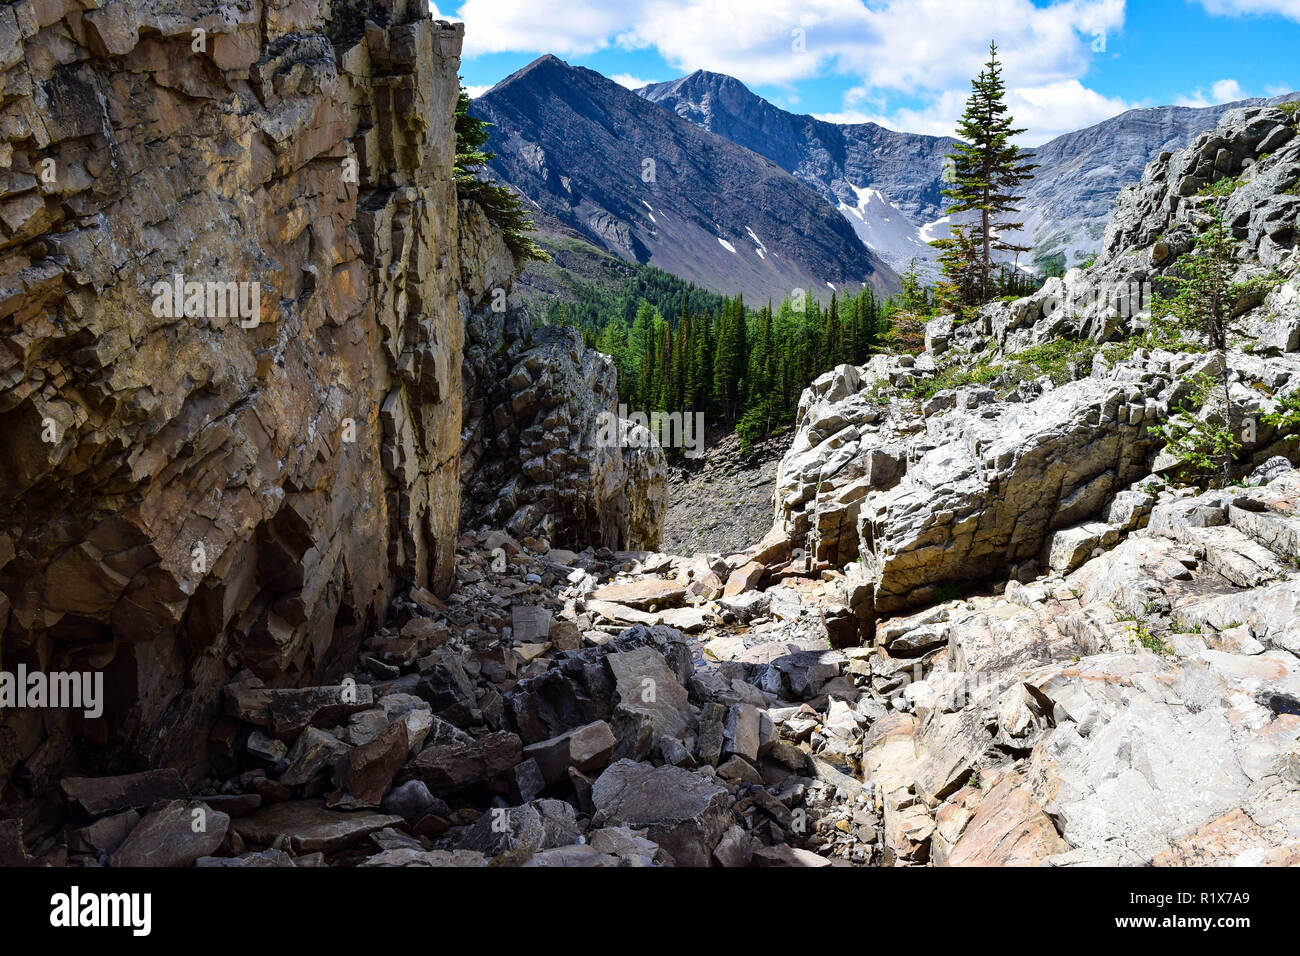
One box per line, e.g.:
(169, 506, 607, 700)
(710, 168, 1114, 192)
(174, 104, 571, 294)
(1174, 77, 1251, 107)
(436, 0, 1125, 86)
(819, 80, 1136, 146)
(434, 0, 1131, 141)
(610, 74, 658, 90)
(432, 0, 637, 57)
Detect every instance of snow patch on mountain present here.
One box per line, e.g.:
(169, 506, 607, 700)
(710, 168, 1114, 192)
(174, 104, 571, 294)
(837, 184, 940, 276)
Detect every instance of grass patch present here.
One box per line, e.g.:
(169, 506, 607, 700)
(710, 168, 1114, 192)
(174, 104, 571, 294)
(1197, 175, 1243, 198)
(1127, 619, 1172, 655)
(907, 338, 1099, 402)
(1006, 339, 1100, 385)
(906, 360, 1002, 400)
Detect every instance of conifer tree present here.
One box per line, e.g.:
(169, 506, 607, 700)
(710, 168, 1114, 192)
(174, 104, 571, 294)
(931, 223, 982, 313)
(1151, 214, 1245, 482)
(454, 89, 549, 263)
(898, 259, 929, 314)
(937, 42, 1036, 303)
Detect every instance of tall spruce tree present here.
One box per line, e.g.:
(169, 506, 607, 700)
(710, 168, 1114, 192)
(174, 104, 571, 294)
(937, 42, 1036, 304)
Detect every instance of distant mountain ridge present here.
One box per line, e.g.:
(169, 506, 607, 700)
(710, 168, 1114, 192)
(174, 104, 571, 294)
(639, 70, 1300, 274)
(471, 56, 898, 304)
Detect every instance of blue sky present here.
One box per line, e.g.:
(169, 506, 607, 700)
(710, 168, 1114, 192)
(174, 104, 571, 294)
(432, 0, 1300, 145)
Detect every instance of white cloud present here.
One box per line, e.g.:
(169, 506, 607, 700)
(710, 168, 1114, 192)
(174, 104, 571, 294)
(1192, 0, 1300, 22)
(1174, 77, 1250, 107)
(436, 0, 1126, 87)
(610, 73, 658, 89)
(819, 80, 1135, 146)
(432, 0, 638, 57)
(435, 0, 1131, 142)
(1266, 82, 1297, 96)
(463, 83, 491, 98)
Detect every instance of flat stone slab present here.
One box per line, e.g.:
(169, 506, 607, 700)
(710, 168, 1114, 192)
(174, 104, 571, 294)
(61, 769, 189, 816)
(591, 578, 686, 610)
(110, 800, 230, 867)
(511, 605, 553, 642)
(233, 800, 404, 854)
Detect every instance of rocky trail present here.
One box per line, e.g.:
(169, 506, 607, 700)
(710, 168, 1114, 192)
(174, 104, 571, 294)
(18, 445, 1300, 867)
(15, 529, 879, 866)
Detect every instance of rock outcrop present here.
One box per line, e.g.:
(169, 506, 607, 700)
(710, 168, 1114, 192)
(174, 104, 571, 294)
(862, 462, 1300, 865)
(724, 102, 1300, 866)
(973, 103, 1300, 356)
(459, 199, 667, 550)
(0, 0, 468, 803)
(774, 104, 1300, 620)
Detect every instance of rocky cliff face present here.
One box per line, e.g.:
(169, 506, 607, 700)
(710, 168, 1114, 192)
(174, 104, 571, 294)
(0, 0, 467, 802)
(458, 198, 667, 550)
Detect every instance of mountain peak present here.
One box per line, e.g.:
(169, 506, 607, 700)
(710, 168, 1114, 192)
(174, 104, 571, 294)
(492, 53, 579, 90)
(471, 57, 896, 301)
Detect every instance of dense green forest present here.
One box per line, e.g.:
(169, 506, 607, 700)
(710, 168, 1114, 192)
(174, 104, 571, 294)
(536, 267, 893, 454)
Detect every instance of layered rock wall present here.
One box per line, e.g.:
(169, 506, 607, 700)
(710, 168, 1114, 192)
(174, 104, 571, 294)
(459, 200, 667, 550)
(0, 0, 465, 797)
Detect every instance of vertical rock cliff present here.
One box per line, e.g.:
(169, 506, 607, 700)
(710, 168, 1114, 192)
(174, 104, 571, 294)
(0, 0, 465, 799)
(458, 199, 668, 551)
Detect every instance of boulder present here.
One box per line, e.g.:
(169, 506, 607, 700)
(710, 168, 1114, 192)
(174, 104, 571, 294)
(591, 760, 731, 867)
(403, 732, 523, 796)
(109, 800, 230, 868)
(234, 801, 404, 855)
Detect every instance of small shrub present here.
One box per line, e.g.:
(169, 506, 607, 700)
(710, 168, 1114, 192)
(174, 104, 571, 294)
(1149, 372, 1242, 480)
(1262, 392, 1300, 436)
(1127, 619, 1171, 655)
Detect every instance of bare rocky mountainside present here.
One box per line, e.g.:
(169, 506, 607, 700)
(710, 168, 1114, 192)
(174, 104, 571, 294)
(469, 55, 898, 303)
(641, 69, 1300, 276)
(1, 0, 1299, 874)
(2, 0, 471, 797)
